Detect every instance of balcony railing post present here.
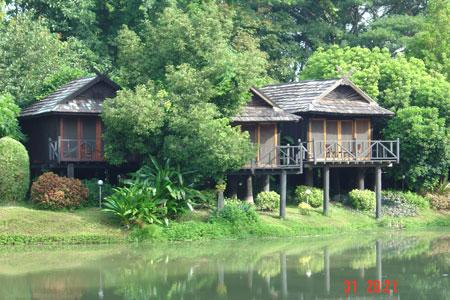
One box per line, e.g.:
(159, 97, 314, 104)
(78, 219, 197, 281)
(396, 138, 400, 164)
(313, 139, 317, 165)
(57, 136, 61, 163)
(354, 138, 358, 161)
(286, 144, 290, 166)
(298, 139, 303, 173)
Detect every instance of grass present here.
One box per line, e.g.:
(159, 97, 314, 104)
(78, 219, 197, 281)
(132, 203, 450, 242)
(0, 203, 448, 245)
(0, 206, 124, 245)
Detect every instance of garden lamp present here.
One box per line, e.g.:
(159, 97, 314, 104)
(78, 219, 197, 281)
(98, 179, 103, 208)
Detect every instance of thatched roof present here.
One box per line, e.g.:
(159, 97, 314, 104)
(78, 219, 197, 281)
(253, 78, 394, 116)
(20, 75, 120, 118)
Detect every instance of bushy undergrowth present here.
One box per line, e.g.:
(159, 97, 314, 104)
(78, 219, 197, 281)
(295, 185, 323, 208)
(210, 199, 259, 224)
(426, 194, 449, 210)
(255, 191, 280, 211)
(383, 190, 429, 209)
(82, 178, 114, 207)
(103, 158, 203, 227)
(382, 191, 417, 217)
(348, 189, 375, 211)
(0, 137, 29, 204)
(298, 202, 313, 215)
(31, 172, 88, 209)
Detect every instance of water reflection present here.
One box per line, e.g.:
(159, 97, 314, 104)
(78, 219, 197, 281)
(0, 232, 448, 299)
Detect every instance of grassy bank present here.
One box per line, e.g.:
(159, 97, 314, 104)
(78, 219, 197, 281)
(0, 206, 124, 244)
(0, 204, 448, 245)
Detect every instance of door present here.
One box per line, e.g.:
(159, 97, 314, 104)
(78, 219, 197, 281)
(340, 120, 354, 159)
(355, 119, 371, 159)
(61, 118, 78, 160)
(82, 119, 96, 160)
(310, 119, 325, 159)
(259, 124, 276, 165)
(326, 120, 338, 159)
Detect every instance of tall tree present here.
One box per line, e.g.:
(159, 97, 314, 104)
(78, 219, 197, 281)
(0, 15, 94, 106)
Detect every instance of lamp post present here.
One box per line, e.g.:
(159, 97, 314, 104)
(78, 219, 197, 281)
(98, 179, 104, 208)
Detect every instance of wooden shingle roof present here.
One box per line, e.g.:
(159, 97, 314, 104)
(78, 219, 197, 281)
(20, 75, 120, 118)
(254, 78, 394, 116)
(232, 89, 301, 123)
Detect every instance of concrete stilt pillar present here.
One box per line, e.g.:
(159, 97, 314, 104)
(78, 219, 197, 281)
(357, 168, 365, 190)
(67, 163, 74, 178)
(323, 166, 330, 216)
(245, 175, 254, 204)
(263, 175, 270, 192)
(229, 176, 238, 199)
(217, 190, 224, 210)
(280, 170, 287, 219)
(375, 166, 382, 219)
(324, 247, 330, 294)
(305, 168, 314, 186)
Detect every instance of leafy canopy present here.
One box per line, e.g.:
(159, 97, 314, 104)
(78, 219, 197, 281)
(0, 93, 22, 140)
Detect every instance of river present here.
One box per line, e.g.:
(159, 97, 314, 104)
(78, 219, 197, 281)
(0, 231, 448, 299)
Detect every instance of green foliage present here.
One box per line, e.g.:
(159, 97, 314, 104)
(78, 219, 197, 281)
(210, 199, 259, 224)
(104, 158, 203, 227)
(31, 172, 88, 210)
(298, 202, 313, 215)
(102, 83, 255, 179)
(82, 178, 114, 207)
(0, 93, 22, 140)
(0, 14, 94, 106)
(295, 185, 323, 208)
(384, 107, 450, 191)
(348, 189, 375, 211)
(0, 137, 29, 203)
(383, 190, 429, 209)
(426, 194, 450, 210)
(103, 185, 166, 227)
(35, 66, 89, 100)
(255, 191, 280, 211)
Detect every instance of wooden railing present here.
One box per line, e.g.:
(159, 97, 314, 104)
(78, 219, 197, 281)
(244, 139, 399, 170)
(48, 138, 104, 162)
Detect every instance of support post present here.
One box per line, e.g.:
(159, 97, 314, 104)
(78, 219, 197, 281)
(263, 175, 270, 192)
(280, 170, 287, 219)
(357, 168, 365, 190)
(305, 168, 313, 186)
(245, 175, 254, 204)
(67, 163, 74, 178)
(217, 190, 224, 210)
(375, 166, 382, 219)
(323, 166, 330, 216)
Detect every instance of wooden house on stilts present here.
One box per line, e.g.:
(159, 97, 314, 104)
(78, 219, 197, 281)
(231, 78, 399, 219)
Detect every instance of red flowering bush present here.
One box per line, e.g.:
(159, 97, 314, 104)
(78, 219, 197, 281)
(31, 172, 88, 209)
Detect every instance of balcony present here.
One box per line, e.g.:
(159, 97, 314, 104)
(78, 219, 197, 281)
(49, 138, 104, 162)
(243, 139, 399, 171)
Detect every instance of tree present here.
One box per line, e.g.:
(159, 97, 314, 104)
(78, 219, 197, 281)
(102, 82, 255, 180)
(0, 15, 95, 106)
(301, 46, 450, 124)
(0, 93, 22, 140)
(114, 1, 270, 116)
(384, 107, 450, 191)
(407, 0, 450, 79)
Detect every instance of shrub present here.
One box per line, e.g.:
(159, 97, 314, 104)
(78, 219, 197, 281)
(426, 194, 449, 210)
(295, 185, 323, 208)
(348, 189, 375, 211)
(31, 172, 88, 209)
(103, 186, 166, 227)
(211, 199, 259, 224)
(381, 191, 417, 217)
(255, 191, 280, 211)
(298, 202, 312, 215)
(198, 189, 217, 208)
(0, 137, 30, 204)
(82, 178, 114, 207)
(382, 190, 429, 209)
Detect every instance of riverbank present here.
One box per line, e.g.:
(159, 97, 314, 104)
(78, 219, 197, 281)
(0, 204, 448, 245)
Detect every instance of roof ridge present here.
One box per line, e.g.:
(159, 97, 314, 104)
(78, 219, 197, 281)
(260, 78, 340, 88)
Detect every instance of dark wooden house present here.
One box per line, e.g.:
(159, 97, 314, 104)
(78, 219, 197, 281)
(232, 78, 399, 218)
(20, 75, 120, 178)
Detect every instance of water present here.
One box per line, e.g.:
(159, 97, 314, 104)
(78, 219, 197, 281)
(0, 232, 448, 299)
